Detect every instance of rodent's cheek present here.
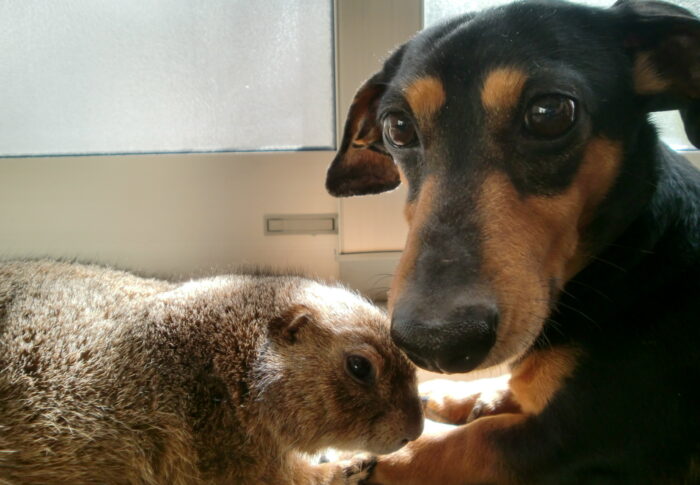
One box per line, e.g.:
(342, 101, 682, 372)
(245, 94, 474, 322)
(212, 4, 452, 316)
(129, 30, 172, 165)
(365, 413, 423, 455)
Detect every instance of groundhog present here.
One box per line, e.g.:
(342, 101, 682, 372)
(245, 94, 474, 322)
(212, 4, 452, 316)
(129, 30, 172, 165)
(0, 260, 423, 485)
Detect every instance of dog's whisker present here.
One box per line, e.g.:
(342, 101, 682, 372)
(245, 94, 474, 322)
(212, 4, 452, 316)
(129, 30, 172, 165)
(564, 279, 613, 302)
(587, 256, 627, 273)
(553, 301, 599, 328)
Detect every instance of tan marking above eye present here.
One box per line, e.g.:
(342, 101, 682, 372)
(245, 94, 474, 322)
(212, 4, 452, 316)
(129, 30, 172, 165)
(481, 67, 528, 114)
(633, 52, 671, 95)
(403, 77, 446, 125)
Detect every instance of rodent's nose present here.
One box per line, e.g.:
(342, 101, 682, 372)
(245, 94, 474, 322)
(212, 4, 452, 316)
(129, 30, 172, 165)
(391, 303, 498, 373)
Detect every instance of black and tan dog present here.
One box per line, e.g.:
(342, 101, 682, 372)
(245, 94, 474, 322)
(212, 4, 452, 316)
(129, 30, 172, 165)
(326, 0, 700, 483)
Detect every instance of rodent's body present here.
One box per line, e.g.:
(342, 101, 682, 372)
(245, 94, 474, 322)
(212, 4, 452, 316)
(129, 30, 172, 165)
(0, 260, 422, 485)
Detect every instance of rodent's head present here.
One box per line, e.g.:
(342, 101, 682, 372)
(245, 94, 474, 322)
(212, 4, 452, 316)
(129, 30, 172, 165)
(253, 280, 423, 455)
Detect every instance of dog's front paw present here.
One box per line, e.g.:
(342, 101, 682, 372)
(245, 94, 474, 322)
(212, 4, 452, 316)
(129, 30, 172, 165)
(421, 379, 477, 424)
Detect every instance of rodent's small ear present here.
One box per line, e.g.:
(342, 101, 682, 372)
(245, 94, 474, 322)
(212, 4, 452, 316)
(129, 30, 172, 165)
(269, 304, 315, 344)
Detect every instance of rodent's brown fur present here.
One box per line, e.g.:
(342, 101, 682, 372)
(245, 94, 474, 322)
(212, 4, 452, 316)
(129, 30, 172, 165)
(0, 260, 422, 485)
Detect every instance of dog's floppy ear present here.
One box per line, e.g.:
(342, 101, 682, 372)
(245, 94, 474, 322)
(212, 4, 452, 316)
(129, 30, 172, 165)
(613, 0, 700, 146)
(326, 46, 407, 197)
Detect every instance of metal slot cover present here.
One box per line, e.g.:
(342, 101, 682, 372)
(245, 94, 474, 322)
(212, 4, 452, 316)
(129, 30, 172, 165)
(265, 214, 337, 235)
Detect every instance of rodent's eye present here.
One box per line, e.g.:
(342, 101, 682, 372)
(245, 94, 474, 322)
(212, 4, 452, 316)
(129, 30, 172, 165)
(383, 113, 417, 148)
(524, 95, 576, 138)
(345, 354, 375, 385)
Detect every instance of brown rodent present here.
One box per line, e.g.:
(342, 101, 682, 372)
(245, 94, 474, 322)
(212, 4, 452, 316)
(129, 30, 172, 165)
(0, 260, 423, 485)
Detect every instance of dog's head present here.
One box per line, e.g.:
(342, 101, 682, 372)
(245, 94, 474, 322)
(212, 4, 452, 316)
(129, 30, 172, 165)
(326, 0, 700, 373)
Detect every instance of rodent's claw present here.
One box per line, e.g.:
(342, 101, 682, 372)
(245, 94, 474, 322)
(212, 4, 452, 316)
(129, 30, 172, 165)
(340, 454, 377, 484)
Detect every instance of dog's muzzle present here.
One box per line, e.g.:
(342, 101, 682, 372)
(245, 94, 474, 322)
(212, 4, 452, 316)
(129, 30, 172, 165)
(391, 302, 498, 373)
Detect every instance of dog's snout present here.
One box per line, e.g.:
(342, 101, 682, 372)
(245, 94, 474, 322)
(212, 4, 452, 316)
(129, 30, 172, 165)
(391, 303, 498, 373)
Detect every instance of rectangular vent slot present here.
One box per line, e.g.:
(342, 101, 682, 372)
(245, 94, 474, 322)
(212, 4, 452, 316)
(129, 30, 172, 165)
(265, 214, 337, 235)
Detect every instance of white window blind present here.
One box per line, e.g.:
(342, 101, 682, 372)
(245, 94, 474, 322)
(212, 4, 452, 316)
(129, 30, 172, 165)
(423, 0, 700, 151)
(0, 0, 334, 157)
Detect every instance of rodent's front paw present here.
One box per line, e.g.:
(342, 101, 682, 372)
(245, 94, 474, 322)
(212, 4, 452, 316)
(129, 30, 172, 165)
(331, 454, 377, 485)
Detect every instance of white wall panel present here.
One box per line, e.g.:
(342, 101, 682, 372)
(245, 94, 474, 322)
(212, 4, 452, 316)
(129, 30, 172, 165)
(0, 151, 339, 279)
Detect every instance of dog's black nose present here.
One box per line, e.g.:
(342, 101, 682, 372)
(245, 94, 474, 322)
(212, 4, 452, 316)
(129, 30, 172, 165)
(391, 303, 497, 373)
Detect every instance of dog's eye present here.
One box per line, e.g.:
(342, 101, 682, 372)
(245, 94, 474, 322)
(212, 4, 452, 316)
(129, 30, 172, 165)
(345, 354, 375, 385)
(524, 95, 576, 138)
(383, 113, 417, 148)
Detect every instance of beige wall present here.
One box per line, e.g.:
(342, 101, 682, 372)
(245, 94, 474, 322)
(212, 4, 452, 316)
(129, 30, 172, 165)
(0, 151, 339, 280)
